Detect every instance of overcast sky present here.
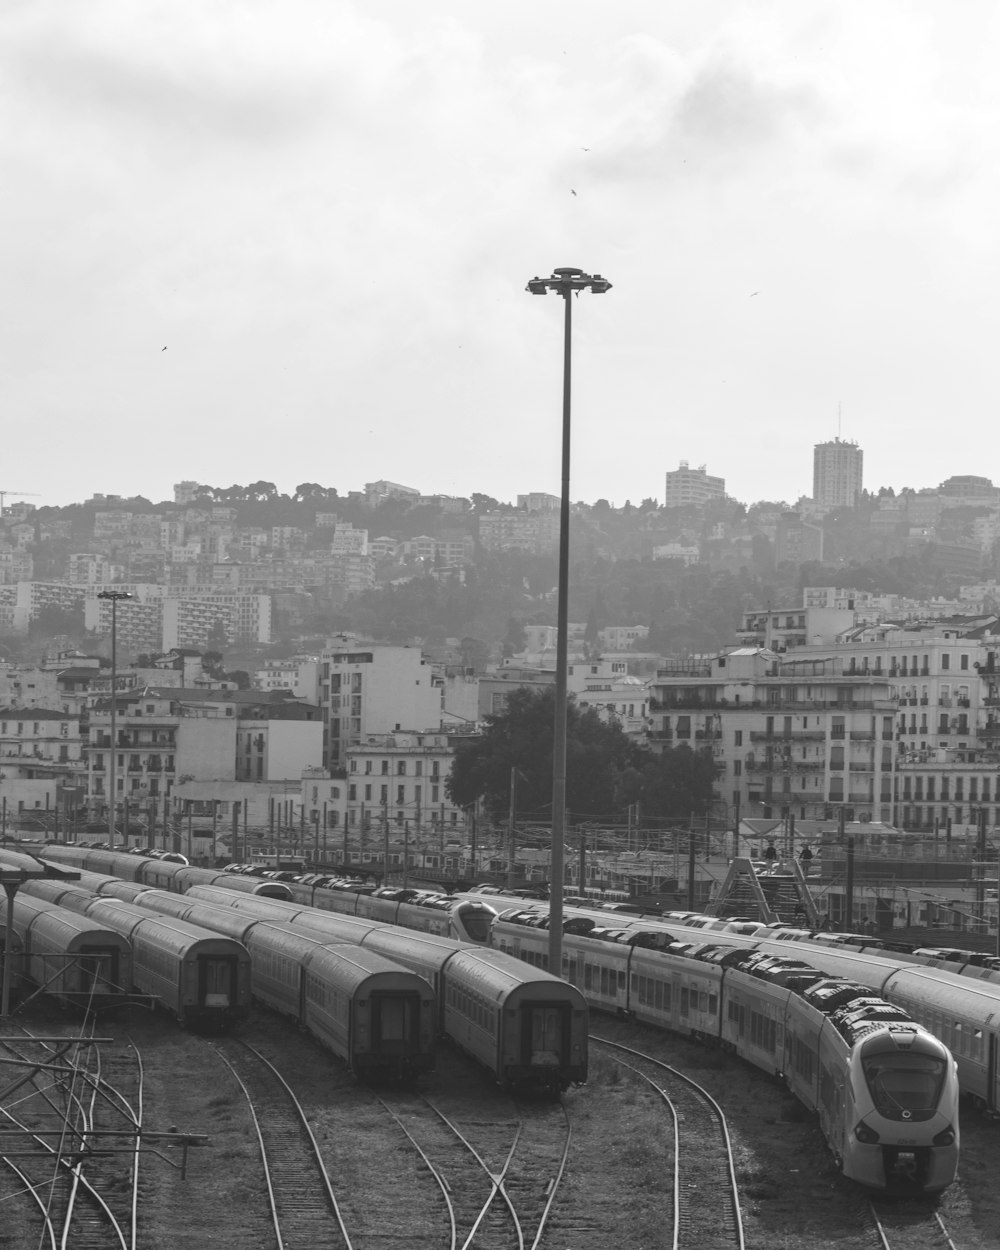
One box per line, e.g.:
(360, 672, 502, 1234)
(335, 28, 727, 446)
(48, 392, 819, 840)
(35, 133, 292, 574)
(4, 2, 998, 511)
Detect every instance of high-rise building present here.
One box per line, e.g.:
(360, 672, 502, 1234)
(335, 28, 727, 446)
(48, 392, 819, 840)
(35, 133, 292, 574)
(663, 462, 726, 509)
(813, 438, 863, 509)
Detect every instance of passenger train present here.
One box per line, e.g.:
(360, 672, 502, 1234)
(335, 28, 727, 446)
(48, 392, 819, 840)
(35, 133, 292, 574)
(15, 879, 252, 1031)
(39, 846, 496, 942)
(0, 892, 131, 1012)
(31, 852, 588, 1092)
(491, 908, 959, 1193)
(19, 876, 436, 1079)
(39, 859, 957, 1190)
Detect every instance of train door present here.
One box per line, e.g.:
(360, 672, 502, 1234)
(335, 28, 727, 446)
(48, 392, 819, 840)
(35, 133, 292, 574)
(78, 944, 120, 995)
(371, 991, 419, 1054)
(199, 956, 237, 1008)
(521, 1001, 569, 1068)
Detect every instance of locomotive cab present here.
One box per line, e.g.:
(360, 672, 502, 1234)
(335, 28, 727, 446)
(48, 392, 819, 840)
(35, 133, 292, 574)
(846, 1025, 959, 1194)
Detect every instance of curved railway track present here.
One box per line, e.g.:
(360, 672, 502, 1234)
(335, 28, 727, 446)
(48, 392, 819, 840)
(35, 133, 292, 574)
(868, 1199, 959, 1250)
(0, 1022, 144, 1250)
(214, 1038, 354, 1250)
(590, 1033, 745, 1250)
(378, 1087, 572, 1250)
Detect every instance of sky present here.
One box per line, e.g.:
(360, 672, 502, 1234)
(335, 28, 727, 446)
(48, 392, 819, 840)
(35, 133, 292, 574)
(3, 1, 999, 512)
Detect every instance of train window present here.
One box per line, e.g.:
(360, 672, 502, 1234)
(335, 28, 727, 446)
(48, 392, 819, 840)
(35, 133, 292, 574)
(617, 971, 626, 990)
(524, 1005, 564, 1067)
(708, 994, 718, 1015)
(863, 1052, 947, 1120)
(680, 988, 689, 1016)
(600, 967, 610, 996)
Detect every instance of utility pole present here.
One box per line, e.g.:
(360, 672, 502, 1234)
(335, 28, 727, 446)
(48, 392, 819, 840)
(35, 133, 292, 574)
(507, 766, 518, 890)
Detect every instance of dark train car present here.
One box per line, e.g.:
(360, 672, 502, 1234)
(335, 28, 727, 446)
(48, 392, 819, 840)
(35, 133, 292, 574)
(62, 895, 252, 1031)
(0, 893, 131, 1011)
(242, 923, 436, 1079)
(286, 878, 497, 944)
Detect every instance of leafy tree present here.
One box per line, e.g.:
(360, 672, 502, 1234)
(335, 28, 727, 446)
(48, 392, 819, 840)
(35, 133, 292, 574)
(458, 637, 490, 673)
(448, 687, 646, 822)
(447, 687, 716, 824)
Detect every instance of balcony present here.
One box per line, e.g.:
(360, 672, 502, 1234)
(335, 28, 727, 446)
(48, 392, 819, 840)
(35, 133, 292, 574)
(849, 762, 874, 772)
(749, 730, 826, 741)
(695, 729, 722, 740)
(849, 730, 875, 741)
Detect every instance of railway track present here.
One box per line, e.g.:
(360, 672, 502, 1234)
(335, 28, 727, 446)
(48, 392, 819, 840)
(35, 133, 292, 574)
(868, 1199, 959, 1250)
(590, 1033, 745, 1250)
(0, 1021, 144, 1250)
(378, 1079, 572, 1250)
(214, 1038, 354, 1250)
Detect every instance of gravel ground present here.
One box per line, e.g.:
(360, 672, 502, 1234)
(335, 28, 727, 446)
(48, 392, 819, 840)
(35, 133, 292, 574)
(5, 1003, 1000, 1248)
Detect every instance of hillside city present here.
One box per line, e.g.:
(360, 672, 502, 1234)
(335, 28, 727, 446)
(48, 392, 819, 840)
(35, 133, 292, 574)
(4, 437, 1000, 894)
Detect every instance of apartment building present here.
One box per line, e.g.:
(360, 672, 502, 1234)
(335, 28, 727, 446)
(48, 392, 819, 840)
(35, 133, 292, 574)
(568, 659, 648, 735)
(319, 641, 442, 770)
(648, 648, 896, 823)
(663, 461, 726, 509)
(813, 437, 863, 509)
(0, 707, 84, 814)
(478, 511, 559, 555)
(342, 731, 463, 833)
(161, 592, 272, 649)
(253, 657, 321, 701)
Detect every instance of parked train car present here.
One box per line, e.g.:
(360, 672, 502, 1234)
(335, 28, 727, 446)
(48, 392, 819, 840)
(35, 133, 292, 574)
(107, 879, 587, 1091)
(0, 893, 131, 1011)
(24, 876, 435, 1078)
(243, 924, 436, 1080)
(40, 847, 293, 899)
(492, 911, 958, 1193)
(282, 878, 497, 944)
(19, 882, 250, 1031)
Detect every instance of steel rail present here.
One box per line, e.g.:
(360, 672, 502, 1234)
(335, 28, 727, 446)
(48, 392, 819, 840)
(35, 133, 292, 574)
(377, 1097, 458, 1250)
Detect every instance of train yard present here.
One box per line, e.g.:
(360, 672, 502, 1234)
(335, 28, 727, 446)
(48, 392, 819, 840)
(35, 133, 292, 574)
(3, 1003, 1000, 1248)
(4, 848, 1000, 1245)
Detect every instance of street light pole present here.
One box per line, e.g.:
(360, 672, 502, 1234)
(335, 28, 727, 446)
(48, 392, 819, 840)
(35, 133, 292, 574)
(98, 590, 133, 849)
(526, 267, 612, 974)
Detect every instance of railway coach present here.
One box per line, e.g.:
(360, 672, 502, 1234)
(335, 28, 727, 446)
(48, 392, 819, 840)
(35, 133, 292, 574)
(281, 878, 497, 944)
(40, 846, 294, 899)
(492, 910, 958, 1193)
(19, 882, 250, 1031)
(107, 880, 589, 1092)
(25, 878, 436, 1080)
(0, 893, 131, 1011)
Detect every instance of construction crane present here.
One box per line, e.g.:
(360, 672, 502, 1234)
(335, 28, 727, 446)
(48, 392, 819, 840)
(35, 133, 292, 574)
(0, 490, 41, 515)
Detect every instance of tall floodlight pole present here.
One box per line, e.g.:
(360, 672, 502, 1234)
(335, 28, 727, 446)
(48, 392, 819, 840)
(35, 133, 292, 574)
(97, 591, 133, 849)
(525, 267, 612, 973)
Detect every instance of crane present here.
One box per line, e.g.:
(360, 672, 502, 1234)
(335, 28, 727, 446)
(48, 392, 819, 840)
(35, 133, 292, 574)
(0, 490, 41, 514)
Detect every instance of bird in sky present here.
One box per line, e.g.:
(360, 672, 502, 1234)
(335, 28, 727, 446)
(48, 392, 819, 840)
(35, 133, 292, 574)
(161, 346, 168, 351)
(750, 291, 759, 297)
(581, 147, 590, 152)
(571, 189, 577, 196)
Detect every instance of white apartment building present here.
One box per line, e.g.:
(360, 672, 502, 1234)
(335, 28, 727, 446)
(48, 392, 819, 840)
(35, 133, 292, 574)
(648, 648, 896, 823)
(813, 437, 863, 509)
(343, 731, 464, 833)
(517, 493, 560, 512)
(663, 461, 726, 509)
(162, 593, 272, 650)
(330, 524, 368, 555)
(319, 642, 442, 771)
(478, 511, 559, 554)
(253, 657, 321, 702)
(568, 660, 648, 735)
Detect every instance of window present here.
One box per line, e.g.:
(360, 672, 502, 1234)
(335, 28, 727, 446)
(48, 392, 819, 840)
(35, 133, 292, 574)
(397, 760, 407, 775)
(734, 730, 743, 747)
(415, 760, 423, 776)
(733, 760, 742, 776)
(431, 785, 440, 802)
(380, 785, 388, 803)
(942, 654, 950, 670)
(364, 784, 372, 801)
(961, 654, 969, 670)
(364, 759, 372, 774)
(349, 784, 356, 800)
(381, 760, 389, 774)
(397, 785, 405, 804)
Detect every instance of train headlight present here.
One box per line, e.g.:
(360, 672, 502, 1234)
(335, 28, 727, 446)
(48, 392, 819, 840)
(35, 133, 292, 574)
(932, 1126, 956, 1147)
(854, 1121, 880, 1144)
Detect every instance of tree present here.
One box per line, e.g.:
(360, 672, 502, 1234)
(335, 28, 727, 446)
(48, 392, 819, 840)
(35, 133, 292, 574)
(448, 687, 649, 823)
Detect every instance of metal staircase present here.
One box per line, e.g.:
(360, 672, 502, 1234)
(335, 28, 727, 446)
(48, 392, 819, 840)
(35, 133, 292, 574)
(705, 856, 821, 927)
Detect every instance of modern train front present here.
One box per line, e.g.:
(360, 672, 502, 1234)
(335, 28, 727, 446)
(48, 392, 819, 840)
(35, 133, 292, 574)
(845, 1024, 959, 1194)
(451, 898, 497, 943)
